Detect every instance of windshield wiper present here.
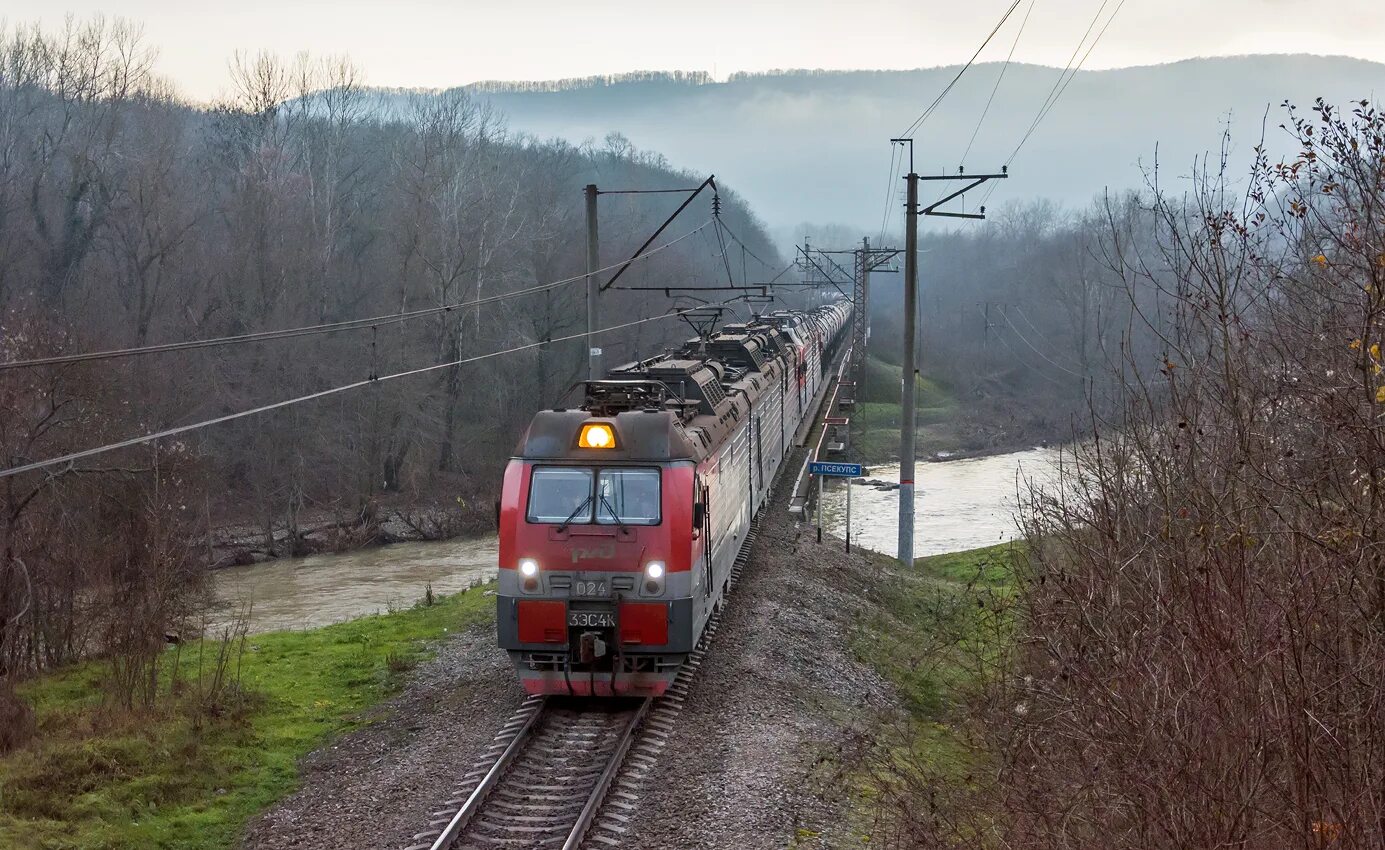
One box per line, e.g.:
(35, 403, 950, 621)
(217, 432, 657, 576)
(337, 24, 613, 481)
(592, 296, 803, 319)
(599, 492, 630, 533)
(557, 495, 593, 532)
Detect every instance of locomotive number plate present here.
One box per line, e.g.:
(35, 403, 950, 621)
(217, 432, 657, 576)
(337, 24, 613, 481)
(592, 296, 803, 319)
(571, 580, 608, 597)
(568, 611, 616, 628)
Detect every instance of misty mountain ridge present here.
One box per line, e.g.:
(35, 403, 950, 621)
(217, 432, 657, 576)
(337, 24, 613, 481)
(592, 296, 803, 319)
(355, 55, 1385, 242)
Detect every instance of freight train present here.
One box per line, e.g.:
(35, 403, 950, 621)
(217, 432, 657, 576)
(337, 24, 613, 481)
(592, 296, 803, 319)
(495, 301, 851, 696)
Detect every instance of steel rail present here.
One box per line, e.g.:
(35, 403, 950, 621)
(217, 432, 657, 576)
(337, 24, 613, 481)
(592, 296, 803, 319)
(415, 696, 650, 850)
(560, 698, 652, 850)
(426, 697, 548, 850)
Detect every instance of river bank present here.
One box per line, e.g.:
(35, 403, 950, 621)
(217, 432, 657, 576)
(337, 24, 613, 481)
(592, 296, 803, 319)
(0, 584, 497, 849)
(847, 355, 1072, 466)
(819, 448, 1061, 559)
(205, 500, 493, 570)
(210, 535, 499, 633)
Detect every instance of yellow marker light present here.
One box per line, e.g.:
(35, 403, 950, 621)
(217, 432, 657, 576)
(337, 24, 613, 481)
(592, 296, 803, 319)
(578, 422, 616, 449)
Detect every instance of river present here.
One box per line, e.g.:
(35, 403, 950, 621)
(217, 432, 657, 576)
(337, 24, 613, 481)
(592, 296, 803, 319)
(818, 446, 1064, 559)
(211, 536, 499, 634)
(212, 446, 1064, 632)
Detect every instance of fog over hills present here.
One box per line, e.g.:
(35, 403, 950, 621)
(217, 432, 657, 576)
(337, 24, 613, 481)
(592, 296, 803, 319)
(385, 55, 1385, 238)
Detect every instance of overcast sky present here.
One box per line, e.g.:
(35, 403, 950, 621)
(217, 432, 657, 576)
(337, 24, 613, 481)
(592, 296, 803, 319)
(7, 0, 1384, 101)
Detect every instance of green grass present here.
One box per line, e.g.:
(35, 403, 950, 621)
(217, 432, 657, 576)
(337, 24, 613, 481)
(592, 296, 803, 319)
(855, 543, 1016, 718)
(917, 544, 1019, 586)
(859, 356, 955, 410)
(851, 356, 959, 465)
(0, 584, 494, 850)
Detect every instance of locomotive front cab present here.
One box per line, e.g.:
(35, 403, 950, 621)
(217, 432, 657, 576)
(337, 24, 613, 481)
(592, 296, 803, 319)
(497, 407, 702, 696)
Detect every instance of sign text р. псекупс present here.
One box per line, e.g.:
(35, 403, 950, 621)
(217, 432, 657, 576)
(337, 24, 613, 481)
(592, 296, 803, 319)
(809, 462, 863, 477)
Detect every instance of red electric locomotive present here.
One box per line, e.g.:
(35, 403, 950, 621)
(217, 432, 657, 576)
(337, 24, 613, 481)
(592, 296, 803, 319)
(495, 302, 850, 696)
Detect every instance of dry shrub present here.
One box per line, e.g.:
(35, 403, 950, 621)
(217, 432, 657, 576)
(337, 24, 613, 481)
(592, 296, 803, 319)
(998, 100, 1385, 849)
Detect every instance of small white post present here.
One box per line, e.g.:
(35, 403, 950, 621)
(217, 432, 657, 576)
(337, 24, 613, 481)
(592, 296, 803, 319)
(845, 476, 852, 554)
(816, 474, 823, 543)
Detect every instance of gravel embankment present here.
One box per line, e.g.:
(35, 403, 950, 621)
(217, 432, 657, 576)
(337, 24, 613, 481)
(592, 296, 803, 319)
(616, 454, 897, 849)
(241, 627, 523, 849)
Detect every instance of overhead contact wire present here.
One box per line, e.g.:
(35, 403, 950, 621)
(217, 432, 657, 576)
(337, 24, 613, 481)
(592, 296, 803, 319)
(0, 300, 742, 480)
(0, 221, 714, 372)
(714, 218, 774, 270)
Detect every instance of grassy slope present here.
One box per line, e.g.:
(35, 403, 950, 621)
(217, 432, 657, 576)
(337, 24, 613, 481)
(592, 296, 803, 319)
(0, 586, 494, 850)
(851, 356, 959, 465)
(856, 543, 1014, 716)
(848, 543, 1018, 834)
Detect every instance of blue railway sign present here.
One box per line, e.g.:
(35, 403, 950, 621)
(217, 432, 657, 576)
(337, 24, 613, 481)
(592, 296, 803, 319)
(809, 461, 863, 478)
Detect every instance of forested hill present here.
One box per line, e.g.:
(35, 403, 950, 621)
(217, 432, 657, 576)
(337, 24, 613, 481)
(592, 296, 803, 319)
(377, 56, 1385, 234)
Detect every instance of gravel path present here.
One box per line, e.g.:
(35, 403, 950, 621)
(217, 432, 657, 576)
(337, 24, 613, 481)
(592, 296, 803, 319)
(615, 459, 897, 850)
(240, 626, 524, 849)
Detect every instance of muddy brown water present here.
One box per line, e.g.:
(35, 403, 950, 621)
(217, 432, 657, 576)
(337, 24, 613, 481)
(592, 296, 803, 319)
(211, 536, 498, 633)
(213, 447, 1062, 633)
(819, 446, 1064, 559)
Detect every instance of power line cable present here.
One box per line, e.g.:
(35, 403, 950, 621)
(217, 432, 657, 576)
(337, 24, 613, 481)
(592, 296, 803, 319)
(1011, 0, 1126, 165)
(878, 142, 902, 244)
(1, 222, 714, 372)
(927, 0, 1037, 212)
(0, 299, 742, 480)
(959, 0, 1037, 168)
(897, 0, 1026, 138)
(1011, 302, 1054, 340)
(980, 0, 1126, 208)
(998, 308, 1084, 376)
(991, 326, 1071, 388)
(1013, 0, 1111, 155)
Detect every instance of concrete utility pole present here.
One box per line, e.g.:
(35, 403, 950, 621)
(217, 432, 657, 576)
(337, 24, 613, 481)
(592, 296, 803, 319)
(890, 138, 1009, 567)
(899, 169, 919, 567)
(584, 183, 601, 382)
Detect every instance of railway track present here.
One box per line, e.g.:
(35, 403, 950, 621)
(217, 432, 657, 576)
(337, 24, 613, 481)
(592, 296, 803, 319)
(406, 695, 649, 850)
(405, 520, 758, 850)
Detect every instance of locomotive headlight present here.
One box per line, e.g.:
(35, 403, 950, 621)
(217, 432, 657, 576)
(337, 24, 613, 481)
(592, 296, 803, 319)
(578, 422, 616, 449)
(642, 561, 666, 595)
(518, 558, 540, 593)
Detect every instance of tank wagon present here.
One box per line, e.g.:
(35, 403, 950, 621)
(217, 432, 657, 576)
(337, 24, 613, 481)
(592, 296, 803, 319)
(495, 301, 851, 696)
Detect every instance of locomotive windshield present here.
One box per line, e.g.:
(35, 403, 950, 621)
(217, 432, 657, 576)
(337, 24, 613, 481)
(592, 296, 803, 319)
(527, 467, 593, 523)
(526, 466, 661, 525)
(596, 468, 661, 525)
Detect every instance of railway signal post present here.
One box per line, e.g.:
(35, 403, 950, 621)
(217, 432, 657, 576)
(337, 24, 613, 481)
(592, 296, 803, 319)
(891, 137, 1008, 566)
